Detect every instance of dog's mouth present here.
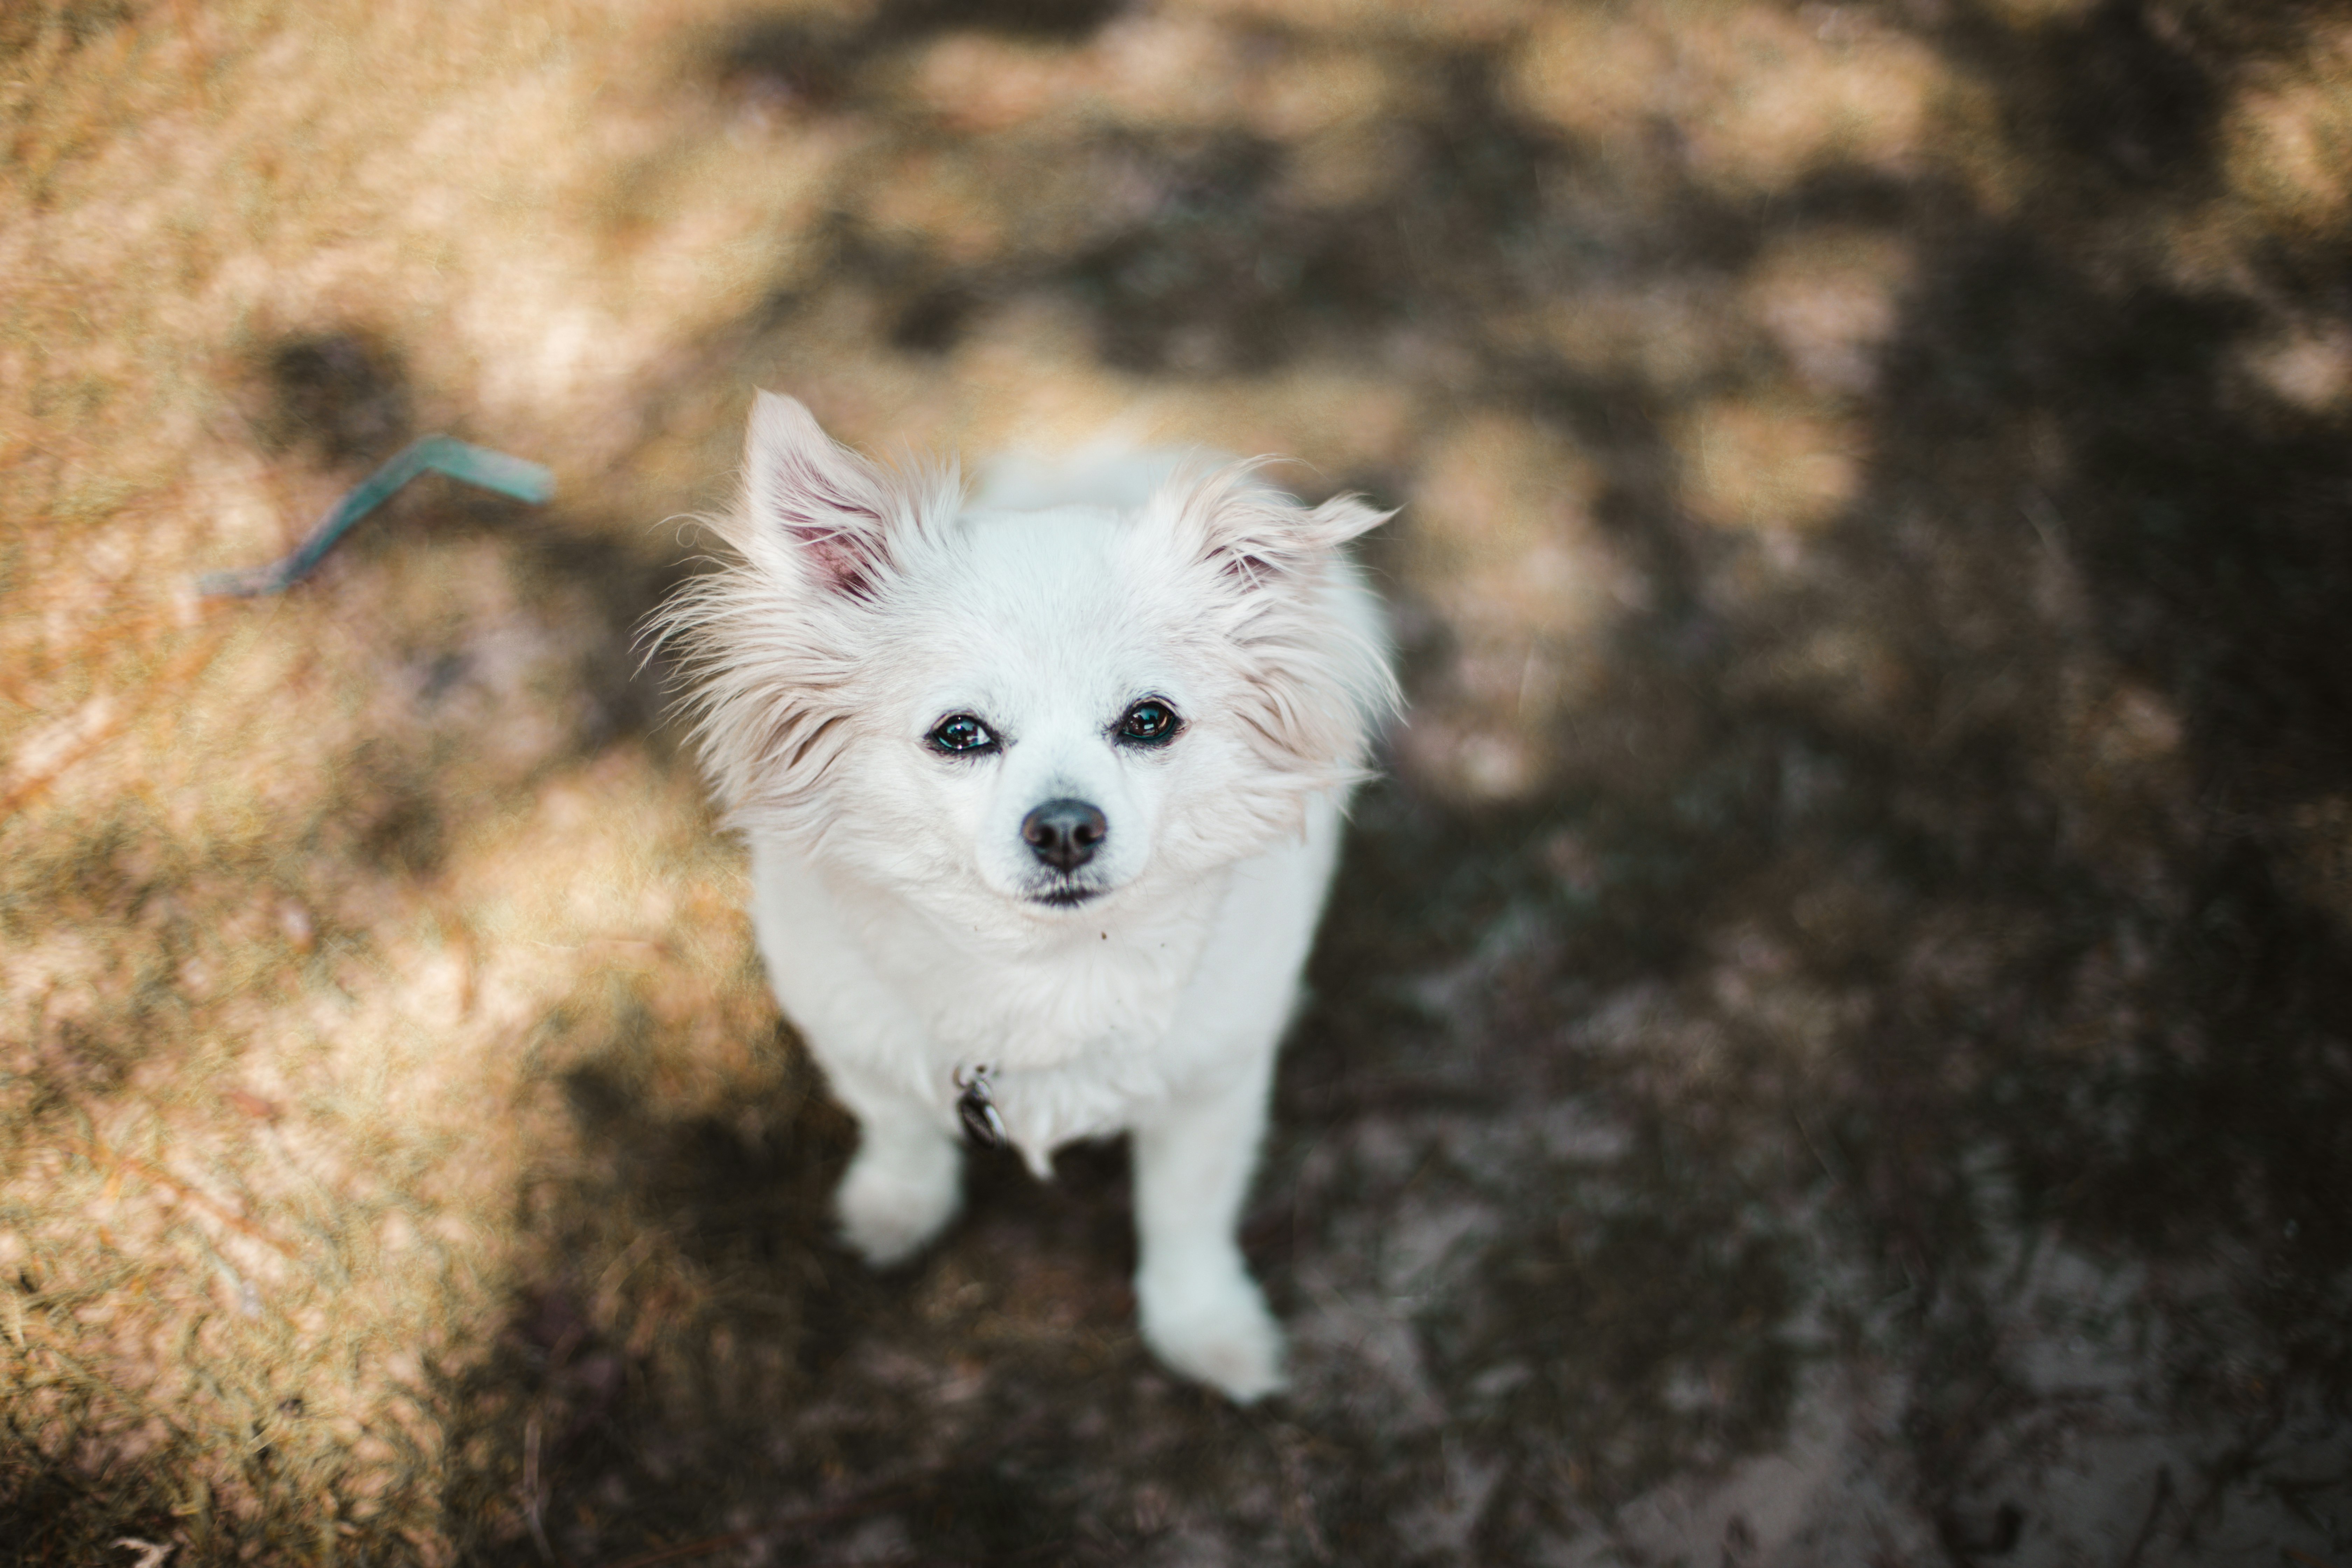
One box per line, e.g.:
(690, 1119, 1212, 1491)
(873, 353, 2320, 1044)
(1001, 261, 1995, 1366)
(1028, 881, 1106, 909)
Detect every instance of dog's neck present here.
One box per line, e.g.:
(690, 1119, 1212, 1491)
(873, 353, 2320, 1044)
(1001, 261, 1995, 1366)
(820, 859, 1232, 1074)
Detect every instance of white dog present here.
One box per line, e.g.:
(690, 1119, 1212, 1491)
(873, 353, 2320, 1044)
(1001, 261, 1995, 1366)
(657, 392, 1396, 1401)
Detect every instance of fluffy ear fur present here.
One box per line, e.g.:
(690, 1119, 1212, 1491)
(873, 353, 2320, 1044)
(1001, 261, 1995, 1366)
(731, 391, 899, 597)
(648, 393, 960, 834)
(1153, 464, 1401, 791)
(1170, 462, 1390, 590)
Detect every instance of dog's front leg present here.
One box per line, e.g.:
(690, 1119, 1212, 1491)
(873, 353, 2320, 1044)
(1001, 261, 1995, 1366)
(827, 1071, 965, 1269)
(1130, 1051, 1285, 1402)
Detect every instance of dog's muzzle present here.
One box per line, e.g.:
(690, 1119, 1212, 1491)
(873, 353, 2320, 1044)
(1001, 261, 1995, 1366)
(1021, 798, 1106, 872)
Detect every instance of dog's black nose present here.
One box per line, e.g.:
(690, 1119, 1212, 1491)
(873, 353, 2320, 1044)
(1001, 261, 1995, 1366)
(1022, 798, 1107, 873)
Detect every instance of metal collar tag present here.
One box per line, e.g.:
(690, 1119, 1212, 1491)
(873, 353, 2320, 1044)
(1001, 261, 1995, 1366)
(954, 1064, 1008, 1148)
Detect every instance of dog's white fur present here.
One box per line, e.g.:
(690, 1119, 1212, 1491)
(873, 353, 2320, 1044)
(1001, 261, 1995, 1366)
(656, 392, 1396, 1401)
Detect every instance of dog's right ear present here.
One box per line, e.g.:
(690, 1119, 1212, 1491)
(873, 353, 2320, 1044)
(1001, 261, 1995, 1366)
(739, 391, 896, 598)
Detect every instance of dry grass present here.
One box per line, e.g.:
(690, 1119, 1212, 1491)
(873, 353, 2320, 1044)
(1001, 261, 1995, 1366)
(5, 0, 2352, 1561)
(0, 0, 841, 1555)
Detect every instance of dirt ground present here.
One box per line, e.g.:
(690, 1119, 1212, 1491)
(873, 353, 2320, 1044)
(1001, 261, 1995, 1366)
(4, 0, 2350, 1562)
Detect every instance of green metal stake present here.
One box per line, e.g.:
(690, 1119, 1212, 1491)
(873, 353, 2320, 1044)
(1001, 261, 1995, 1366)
(200, 435, 554, 597)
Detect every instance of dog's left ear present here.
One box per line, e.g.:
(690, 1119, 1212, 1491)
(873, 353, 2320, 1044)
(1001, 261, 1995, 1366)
(1157, 467, 1398, 789)
(1176, 468, 1392, 589)
(739, 391, 899, 597)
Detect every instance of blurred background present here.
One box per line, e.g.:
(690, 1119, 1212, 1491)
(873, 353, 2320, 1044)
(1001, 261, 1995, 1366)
(4, 0, 2350, 1561)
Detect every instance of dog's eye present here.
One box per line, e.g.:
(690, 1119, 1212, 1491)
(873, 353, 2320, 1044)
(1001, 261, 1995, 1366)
(1117, 698, 1180, 745)
(928, 713, 997, 754)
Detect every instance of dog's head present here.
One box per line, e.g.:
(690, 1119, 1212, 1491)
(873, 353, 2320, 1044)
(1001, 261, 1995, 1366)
(656, 393, 1397, 925)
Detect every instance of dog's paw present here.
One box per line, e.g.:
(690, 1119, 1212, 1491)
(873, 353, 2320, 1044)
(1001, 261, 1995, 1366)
(1136, 1267, 1287, 1404)
(835, 1143, 960, 1268)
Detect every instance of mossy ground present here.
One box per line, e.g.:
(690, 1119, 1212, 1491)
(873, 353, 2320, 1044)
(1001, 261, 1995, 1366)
(4, 0, 2349, 1562)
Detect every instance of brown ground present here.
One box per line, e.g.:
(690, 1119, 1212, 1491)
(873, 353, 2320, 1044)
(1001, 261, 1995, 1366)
(4, 0, 2350, 1562)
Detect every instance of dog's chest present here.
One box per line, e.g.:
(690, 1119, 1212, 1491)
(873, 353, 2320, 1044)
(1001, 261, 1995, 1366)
(902, 916, 1209, 1072)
